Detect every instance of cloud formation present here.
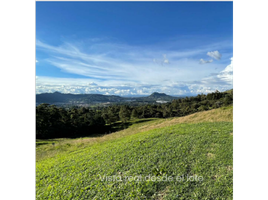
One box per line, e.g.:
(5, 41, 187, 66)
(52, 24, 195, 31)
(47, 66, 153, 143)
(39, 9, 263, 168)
(163, 54, 169, 64)
(36, 39, 232, 95)
(207, 50, 222, 60)
(217, 57, 233, 84)
(153, 54, 169, 65)
(89, 82, 98, 86)
(199, 59, 213, 64)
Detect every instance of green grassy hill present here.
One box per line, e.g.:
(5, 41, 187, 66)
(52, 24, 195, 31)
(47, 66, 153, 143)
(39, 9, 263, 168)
(36, 106, 233, 199)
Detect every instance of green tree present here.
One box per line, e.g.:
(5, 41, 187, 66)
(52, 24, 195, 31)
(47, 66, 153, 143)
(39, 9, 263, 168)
(167, 106, 173, 117)
(107, 109, 118, 123)
(131, 109, 138, 119)
(191, 103, 199, 110)
(198, 105, 208, 111)
(102, 112, 111, 125)
(91, 113, 105, 127)
(162, 107, 168, 118)
(140, 107, 145, 118)
(36, 103, 51, 138)
(119, 106, 131, 123)
(155, 111, 163, 118)
(224, 95, 232, 106)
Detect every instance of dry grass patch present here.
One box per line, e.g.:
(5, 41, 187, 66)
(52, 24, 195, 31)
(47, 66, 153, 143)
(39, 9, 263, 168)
(154, 186, 170, 200)
(169, 107, 233, 124)
(207, 153, 215, 159)
(138, 106, 232, 132)
(226, 165, 233, 171)
(212, 174, 221, 181)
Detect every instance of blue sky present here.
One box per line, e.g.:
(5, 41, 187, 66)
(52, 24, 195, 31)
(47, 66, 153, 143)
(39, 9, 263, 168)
(36, 1, 233, 96)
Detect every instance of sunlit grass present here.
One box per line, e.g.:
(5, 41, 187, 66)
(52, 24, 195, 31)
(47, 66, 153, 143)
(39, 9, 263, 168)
(36, 106, 233, 199)
(36, 122, 233, 199)
(36, 106, 232, 161)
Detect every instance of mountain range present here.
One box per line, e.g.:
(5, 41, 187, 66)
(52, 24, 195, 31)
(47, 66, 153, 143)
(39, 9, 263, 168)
(36, 92, 179, 104)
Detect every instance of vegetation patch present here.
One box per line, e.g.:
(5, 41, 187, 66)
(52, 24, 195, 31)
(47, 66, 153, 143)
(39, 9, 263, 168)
(36, 90, 233, 139)
(36, 122, 233, 199)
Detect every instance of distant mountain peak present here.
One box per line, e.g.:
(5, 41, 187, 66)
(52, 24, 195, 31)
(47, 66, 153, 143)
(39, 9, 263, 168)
(150, 92, 168, 97)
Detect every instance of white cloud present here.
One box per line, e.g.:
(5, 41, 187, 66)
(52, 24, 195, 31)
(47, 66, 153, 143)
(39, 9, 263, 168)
(207, 50, 222, 60)
(163, 59, 169, 64)
(36, 60, 38, 63)
(199, 59, 213, 64)
(163, 54, 169, 64)
(217, 57, 233, 84)
(36, 40, 232, 95)
(153, 54, 169, 65)
(89, 82, 98, 87)
(36, 65, 233, 96)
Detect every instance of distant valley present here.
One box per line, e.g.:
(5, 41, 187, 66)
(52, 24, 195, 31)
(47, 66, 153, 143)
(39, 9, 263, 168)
(36, 92, 181, 107)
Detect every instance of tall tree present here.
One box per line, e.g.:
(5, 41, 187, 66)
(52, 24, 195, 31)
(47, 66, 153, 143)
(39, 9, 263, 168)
(108, 109, 118, 123)
(102, 111, 111, 125)
(119, 106, 131, 123)
(131, 108, 138, 119)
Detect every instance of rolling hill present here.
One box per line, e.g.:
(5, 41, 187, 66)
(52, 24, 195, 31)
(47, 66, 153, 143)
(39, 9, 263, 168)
(36, 106, 233, 199)
(36, 91, 179, 105)
(36, 91, 125, 104)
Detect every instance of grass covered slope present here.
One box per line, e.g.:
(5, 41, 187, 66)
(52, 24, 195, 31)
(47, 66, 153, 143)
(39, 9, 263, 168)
(36, 107, 233, 199)
(36, 106, 232, 161)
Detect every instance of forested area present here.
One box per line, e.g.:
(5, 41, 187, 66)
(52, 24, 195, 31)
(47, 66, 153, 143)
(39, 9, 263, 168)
(36, 90, 233, 139)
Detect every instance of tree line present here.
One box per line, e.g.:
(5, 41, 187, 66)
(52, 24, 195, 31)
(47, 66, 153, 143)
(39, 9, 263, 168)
(36, 90, 233, 139)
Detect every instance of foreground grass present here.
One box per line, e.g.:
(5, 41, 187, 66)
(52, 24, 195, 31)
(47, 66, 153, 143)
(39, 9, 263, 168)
(37, 123, 232, 199)
(36, 106, 232, 161)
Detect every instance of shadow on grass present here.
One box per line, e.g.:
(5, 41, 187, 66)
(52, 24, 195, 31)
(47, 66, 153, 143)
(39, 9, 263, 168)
(36, 140, 60, 146)
(108, 118, 153, 132)
(36, 118, 155, 143)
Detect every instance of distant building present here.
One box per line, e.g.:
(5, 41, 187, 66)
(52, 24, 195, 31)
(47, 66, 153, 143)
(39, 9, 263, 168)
(156, 100, 168, 103)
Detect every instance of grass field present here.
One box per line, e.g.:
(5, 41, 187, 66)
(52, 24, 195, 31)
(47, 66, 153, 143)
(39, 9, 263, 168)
(36, 106, 233, 199)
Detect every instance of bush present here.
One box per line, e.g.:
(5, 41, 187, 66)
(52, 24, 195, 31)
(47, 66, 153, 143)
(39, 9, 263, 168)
(198, 105, 208, 111)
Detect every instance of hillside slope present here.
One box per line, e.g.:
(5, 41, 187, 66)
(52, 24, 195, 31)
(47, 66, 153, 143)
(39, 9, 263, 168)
(36, 106, 233, 199)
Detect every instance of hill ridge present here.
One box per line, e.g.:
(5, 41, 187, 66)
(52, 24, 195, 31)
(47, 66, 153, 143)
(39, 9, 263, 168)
(36, 91, 178, 104)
